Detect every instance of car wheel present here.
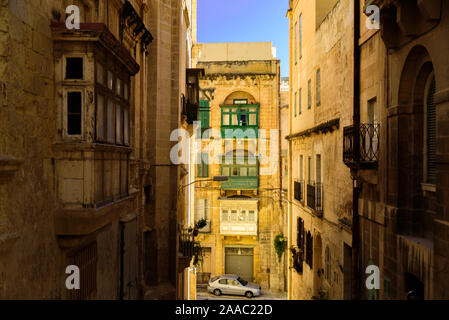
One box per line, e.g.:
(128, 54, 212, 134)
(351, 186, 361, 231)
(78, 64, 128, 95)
(214, 289, 222, 296)
(245, 291, 254, 298)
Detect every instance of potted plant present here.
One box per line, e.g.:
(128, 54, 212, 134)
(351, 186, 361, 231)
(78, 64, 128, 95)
(274, 234, 287, 263)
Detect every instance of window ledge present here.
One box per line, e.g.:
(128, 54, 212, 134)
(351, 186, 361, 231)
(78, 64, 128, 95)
(421, 183, 436, 193)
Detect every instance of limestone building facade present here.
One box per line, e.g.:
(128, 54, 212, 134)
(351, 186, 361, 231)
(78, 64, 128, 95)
(0, 0, 197, 299)
(287, 0, 354, 300)
(351, 0, 449, 300)
(189, 42, 287, 292)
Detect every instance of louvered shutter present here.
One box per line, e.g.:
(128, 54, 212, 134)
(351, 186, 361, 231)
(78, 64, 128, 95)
(427, 77, 437, 183)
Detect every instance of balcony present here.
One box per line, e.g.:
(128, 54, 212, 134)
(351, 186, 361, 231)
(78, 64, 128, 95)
(183, 68, 205, 124)
(343, 123, 380, 169)
(219, 199, 258, 236)
(221, 176, 259, 190)
(178, 228, 194, 270)
(307, 182, 323, 216)
(294, 180, 304, 202)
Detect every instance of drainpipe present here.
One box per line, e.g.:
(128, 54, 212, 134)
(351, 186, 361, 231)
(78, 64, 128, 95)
(352, 0, 362, 300)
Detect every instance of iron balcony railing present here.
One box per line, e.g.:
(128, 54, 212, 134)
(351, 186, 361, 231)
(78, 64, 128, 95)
(307, 182, 323, 215)
(179, 228, 194, 258)
(343, 123, 380, 167)
(294, 180, 304, 202)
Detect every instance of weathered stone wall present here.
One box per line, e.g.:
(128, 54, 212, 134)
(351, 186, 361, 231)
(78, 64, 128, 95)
(288, 0, 354, 300)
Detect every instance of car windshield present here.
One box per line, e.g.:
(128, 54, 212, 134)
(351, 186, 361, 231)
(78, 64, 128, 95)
(237, 277, 248, 286)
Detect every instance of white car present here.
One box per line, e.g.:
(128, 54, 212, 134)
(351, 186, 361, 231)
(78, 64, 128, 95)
(207, 274, 261, 298)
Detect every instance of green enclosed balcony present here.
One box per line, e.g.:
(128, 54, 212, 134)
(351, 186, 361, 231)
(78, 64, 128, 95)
(220, 155, 259, 190)
(221, 104, 259, 139)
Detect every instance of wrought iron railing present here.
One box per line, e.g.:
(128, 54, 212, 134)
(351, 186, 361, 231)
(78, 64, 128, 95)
(294, 180, 304, 202)
(179, 228, 194, 258)
(307, 182, 323, 214)
(343, 123, 380, 167)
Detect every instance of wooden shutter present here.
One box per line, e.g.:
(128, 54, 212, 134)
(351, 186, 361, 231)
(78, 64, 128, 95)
(316, 69, 321, 106)
(296, 217, 304, 249)
(316, 155, 321, 183)
(427, 77, 437, 183)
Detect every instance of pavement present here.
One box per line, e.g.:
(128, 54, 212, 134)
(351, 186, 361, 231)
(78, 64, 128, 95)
(196, 290, 287, 300)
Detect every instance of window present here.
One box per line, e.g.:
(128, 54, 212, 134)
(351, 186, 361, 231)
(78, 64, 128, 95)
(299, 88, 302, 115)
(299, 155, 304, 180)
(96, 63, 104, 85)
(296, 217, 304, 249)
(316, 155, 321, 184)
(69, 242, 97, 300)
(425, 76, 437, 183)
(96, 94, 105, 141)
(230, 210, 238, 221)
(234, 99, 248, 105)
(308, 156, 312, 183)
(248, 210, 255, 222)
(325, 246, 331, 281)
(294, 91, 297, 117)
(299, 14, 302, 59)
(221, 157, 258, 178)
(219, 279, 228, 285)
(221, 106, 258, 128)
(116, 105, 123, 144)
(196, 199, 210, 232)
(66, 57, 83, 79)
(308, 79, 312, 109)
(295, 21, 298, 64)
(316, 69, 321, 106)
(368, 98, 377, 124)
(107, 100, 115, 143)
(306, 231, 313, 268)
(107, 71, 114, 90)
(67, 91, 82, 135)
(197, 153, 209, 178)
(221, 210, 229, 222)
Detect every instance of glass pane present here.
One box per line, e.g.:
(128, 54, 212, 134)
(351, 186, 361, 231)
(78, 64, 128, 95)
(230, 210, 237, 221)
(238, 211, 246, 222)
(96, 63, 104, 85)
(108, 71, 113, 90)
(124, 108, 129, 145)
(116, 105, 122, 144)
(97, 95, 104, 141)
(248, 211, 255, 222)
(107, 101, 115, 143)
(249, 113, 257, 125)
(249, 167, 257, 176)
(232, 167, 239, 176)
(66, 58, 83, 79)
(240, 167, 248, 177)
(222, 167, 230, 176)
(232, 114, 238, 125)
(222, 210, 228, 222)
(124, 83, 129, 100)
(116, 78, 121, 96)
(222, 113, 230, 126)
(67, 92, 82, 135)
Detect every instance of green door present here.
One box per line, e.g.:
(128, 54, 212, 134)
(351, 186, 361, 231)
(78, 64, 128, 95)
(225, 248, 254, 282)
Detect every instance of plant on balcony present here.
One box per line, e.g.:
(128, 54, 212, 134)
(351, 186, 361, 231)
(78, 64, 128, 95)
(274, 234, 287, 263)
(188, 218, 208, 237)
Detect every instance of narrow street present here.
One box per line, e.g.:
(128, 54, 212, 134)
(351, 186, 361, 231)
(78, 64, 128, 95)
(197, 290, 287, 301)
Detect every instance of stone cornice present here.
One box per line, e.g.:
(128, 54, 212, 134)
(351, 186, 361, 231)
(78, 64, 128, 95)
(286, 118, 340, 141)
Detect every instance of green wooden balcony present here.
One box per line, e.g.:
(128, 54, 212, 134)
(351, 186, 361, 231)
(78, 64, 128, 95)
(220, 176, 259, 190)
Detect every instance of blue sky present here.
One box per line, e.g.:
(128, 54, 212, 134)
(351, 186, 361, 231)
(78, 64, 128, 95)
(197, 0, 290, 77)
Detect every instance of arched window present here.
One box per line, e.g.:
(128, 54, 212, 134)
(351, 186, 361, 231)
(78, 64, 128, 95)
(325, 246, 331, 281)
(425, 74, 437, 183)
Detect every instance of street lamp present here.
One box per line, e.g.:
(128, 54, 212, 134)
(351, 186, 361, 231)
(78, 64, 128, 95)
(178, 175, 228, 193)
